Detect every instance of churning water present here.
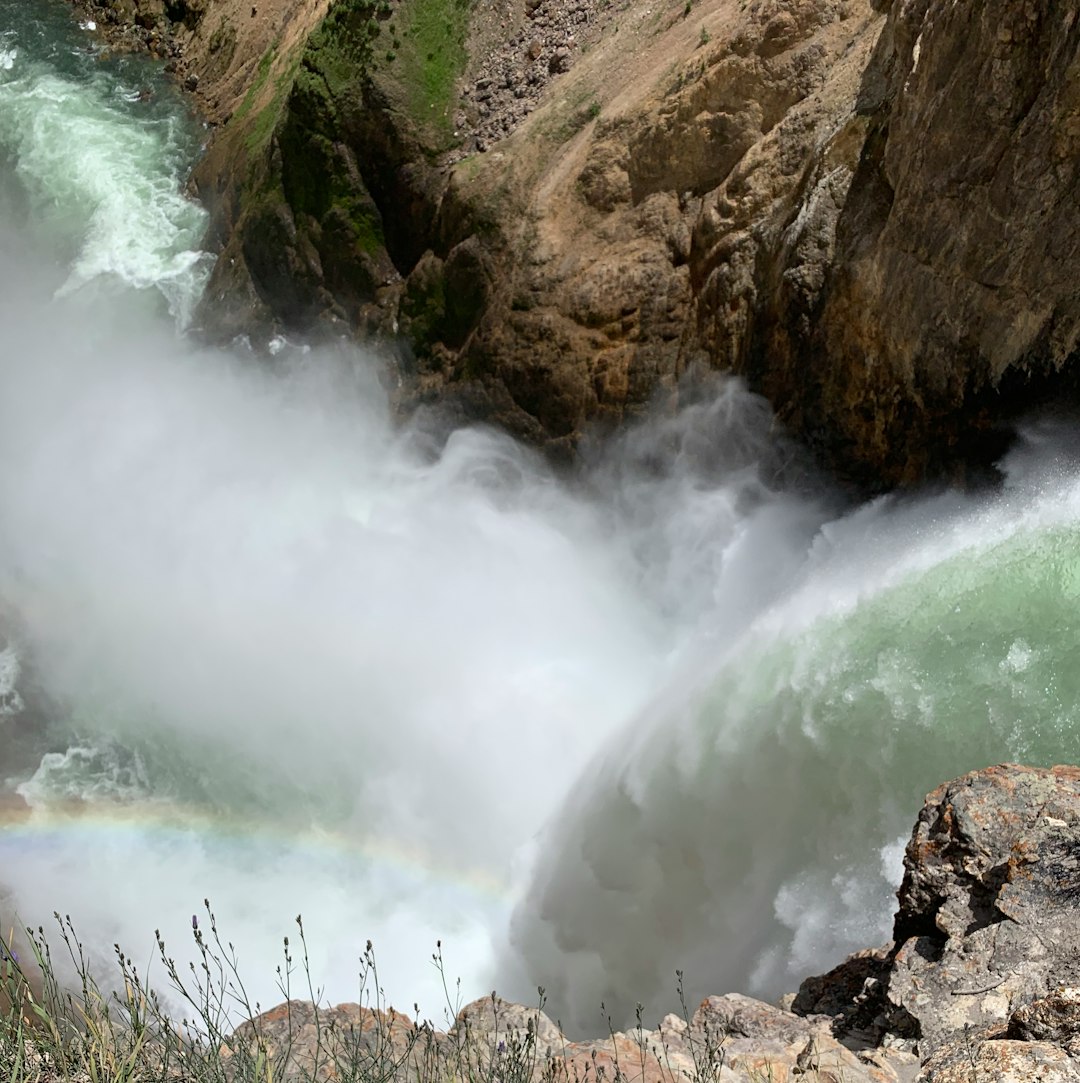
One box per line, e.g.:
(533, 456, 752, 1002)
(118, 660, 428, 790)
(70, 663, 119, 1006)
(4, 0, 1080, 1038)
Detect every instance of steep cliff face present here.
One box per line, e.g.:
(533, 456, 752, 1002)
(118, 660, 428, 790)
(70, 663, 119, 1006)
(84, 0, 1080, 487)
(752, 0, 1080, 487)
(178, 0, 463, 342)
(425, 0, 885, 454)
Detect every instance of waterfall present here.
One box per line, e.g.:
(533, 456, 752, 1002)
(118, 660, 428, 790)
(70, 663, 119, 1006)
(4, 0, 1080, 1036)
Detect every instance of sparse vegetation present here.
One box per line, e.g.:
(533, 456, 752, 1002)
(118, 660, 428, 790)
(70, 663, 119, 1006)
(0, 908, 772, 1083)
(0, 906, 551, 1083)
(240, 47, 302, 154)
(206, 19, 238, 70)
(537, 91, 604, 145)
(232, 43, 278, 123)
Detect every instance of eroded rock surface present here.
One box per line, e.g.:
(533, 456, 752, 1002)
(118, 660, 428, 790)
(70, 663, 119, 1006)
(797, 765, 1080, 1080)
(758, 0, 1080, 487)
(237, 990, 919, 1082)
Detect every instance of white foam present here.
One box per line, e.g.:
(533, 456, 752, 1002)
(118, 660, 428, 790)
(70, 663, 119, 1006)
(0, 63, 210, 323)
(1002, 638, 1035, 673)
(0, 233, 684, 1017)
(18, 745, 151, 804)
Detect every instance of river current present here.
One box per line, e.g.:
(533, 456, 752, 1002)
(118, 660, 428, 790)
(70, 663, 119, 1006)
(4, 0, 1080, 1037)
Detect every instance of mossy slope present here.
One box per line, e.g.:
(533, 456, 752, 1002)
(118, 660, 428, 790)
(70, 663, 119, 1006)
(193, 0, 475, 342)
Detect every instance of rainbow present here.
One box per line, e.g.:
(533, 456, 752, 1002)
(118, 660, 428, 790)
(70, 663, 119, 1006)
(0, 791, 514, 906)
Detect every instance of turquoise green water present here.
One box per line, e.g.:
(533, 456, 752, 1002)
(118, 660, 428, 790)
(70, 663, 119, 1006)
(0, 0, 211, 322)
(514, 472, 1080, 1029)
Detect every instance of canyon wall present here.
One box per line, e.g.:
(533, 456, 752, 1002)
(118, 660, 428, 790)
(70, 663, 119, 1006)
(82, 0, 1080, 488)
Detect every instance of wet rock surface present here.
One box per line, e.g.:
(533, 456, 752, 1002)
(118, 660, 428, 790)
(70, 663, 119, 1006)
(71, 0, 189, 64)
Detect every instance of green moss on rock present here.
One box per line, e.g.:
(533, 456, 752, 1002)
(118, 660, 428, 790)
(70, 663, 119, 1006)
(400, 251, 447, 355)
(197, 0, 481, 346)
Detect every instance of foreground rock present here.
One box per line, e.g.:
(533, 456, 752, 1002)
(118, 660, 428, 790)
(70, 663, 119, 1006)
(797, 764, 1080, 1081)
(234, 764, 1080, 1082)
(234, 991, 919, 1082)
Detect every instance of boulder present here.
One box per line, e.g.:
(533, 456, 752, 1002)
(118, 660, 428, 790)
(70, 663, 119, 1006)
(797, 765, 1080, 1078)
(888, 765, 1080, 1055)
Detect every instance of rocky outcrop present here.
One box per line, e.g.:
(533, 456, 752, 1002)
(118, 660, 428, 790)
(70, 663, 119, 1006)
(233, 989, 920, 1082)
(227, 765, 1080, 1083)
(751, 0, 1080, 488)
(397, 0, 888, 456)
(797, 764, 1080, 1081)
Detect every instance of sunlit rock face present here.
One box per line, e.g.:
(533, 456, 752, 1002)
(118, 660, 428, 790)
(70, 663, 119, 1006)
(753, 0, 1080, 489)
(98, 0, 1080, 489)
(798, 764, 1080, 1082)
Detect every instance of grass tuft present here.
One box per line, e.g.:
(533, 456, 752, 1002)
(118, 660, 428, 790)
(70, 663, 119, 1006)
(0, 907, 558, 1083)
(1, 909, 789, 1083)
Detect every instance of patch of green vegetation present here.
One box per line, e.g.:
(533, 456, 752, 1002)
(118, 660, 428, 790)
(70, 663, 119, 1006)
(351, 208, 385, 255)
(0, 910, 559, 1083)
(392, 0, 472, 148)
(232, 40, 278, 124)
(243, 52, 301, 154)
(299, 0, 389, 106)
(2, 909, 769, 1083)
(400, 257, 447, 350)
(275, 120, 386, 262)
